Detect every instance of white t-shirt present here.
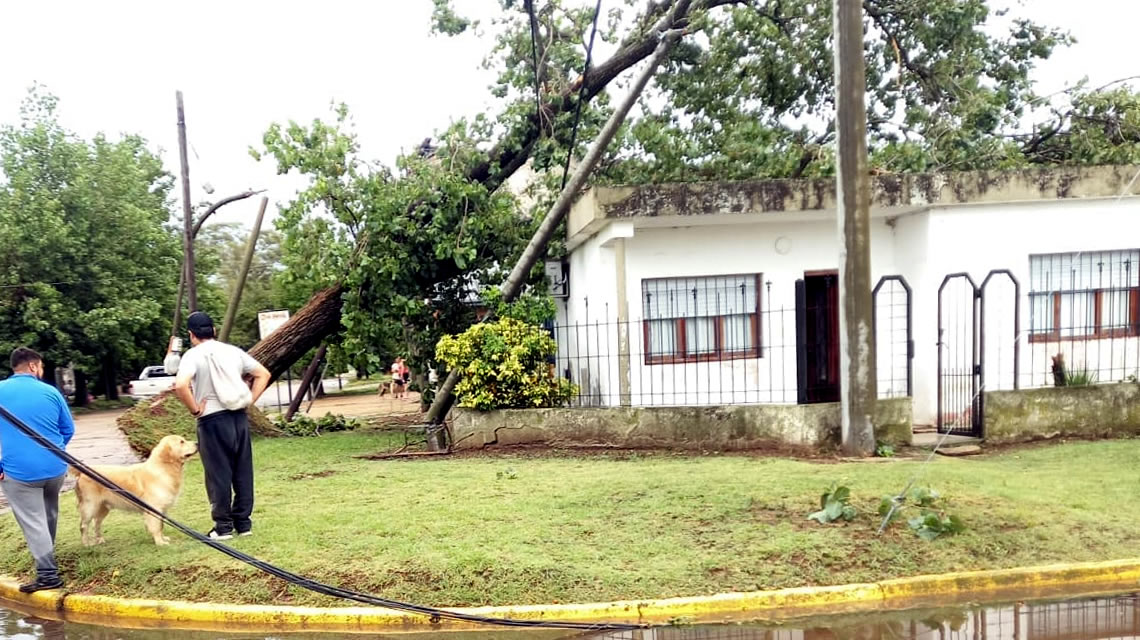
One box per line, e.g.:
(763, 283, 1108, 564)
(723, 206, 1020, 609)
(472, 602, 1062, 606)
(177, 340, 261, 417)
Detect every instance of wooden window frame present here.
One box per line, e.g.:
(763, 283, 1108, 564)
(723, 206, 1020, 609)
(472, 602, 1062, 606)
(1028, 287, 1140, 343)
(641, 274, 764, 365)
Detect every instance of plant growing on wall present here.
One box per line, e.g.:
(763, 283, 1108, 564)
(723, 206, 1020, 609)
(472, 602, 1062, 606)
(435, 297, 577, 410)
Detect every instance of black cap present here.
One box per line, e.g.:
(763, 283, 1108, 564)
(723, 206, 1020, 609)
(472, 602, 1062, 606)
(187, 311, 215, 337)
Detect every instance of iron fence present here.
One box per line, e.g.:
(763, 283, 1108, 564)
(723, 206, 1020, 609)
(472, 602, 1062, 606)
(972, 251, 1140, 392)
(550, 277, 912, 408)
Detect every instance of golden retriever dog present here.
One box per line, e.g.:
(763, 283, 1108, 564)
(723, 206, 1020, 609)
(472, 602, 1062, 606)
(69, 434, 199, 546)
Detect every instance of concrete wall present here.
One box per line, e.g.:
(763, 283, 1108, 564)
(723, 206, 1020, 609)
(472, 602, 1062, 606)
(984, 382, 1140, 443)
(451, 397, 912, 451)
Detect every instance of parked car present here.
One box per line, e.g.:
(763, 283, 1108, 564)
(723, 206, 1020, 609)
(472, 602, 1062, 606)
(126, 365, 175, 400)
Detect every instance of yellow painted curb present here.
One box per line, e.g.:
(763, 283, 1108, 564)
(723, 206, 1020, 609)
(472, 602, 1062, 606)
(3, 558, 1140, 633)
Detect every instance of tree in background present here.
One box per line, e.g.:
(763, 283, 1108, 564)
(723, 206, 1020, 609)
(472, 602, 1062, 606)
(0, 87, 182, 402)
(194, 222, 286, 351)
(592, 0, 1140, 181)
(253, 105, 535, 389)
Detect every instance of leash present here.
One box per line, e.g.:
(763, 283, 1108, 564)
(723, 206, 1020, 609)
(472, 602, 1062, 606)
(0, 403, 647, 631)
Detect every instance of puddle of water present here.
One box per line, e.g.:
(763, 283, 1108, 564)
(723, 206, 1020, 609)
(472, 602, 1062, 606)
(2, 591, 1139, 639)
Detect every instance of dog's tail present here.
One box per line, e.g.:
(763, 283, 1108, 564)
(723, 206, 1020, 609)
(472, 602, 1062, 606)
(66, 465, 82, 479)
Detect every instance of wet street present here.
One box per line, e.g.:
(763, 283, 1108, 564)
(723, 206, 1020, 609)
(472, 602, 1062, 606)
(2, 591, 1138, 640)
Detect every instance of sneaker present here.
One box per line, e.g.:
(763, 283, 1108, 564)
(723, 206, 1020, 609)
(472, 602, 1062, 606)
(207, 529, 234, 541)
(19, 577, 64, 593)
(237, 529, 253, 537)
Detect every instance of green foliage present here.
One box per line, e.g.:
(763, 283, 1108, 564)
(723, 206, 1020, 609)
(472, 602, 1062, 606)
(435, 317, 576, 410)
(807, 483, 857, 524)
(875, 442, 896, 458)
(579, 0, 1140, 182)
(909, 511, 967, 541)
(272, 412, 363, 437)
(879, 486, 966, 541)
(0, 86, 180, 390)
(483, 289, 556, 325)
(1065, 367, 1099, 386)
(253, 103, 535, 386)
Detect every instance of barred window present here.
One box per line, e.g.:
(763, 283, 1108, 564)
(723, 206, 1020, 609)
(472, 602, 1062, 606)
(1028, 249, 1140, 341)
(641, 274, 762, 364)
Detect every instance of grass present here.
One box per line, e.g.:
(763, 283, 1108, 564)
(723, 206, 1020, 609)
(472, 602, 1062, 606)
(2, 435, 1140, 609)
(70, 397, 137, 415)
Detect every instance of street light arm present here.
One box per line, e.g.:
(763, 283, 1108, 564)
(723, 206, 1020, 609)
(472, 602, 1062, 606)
(192, 189, 267, 237)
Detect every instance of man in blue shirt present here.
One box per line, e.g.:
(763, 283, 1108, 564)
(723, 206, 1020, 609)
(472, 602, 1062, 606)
(0, 347, 75, 593)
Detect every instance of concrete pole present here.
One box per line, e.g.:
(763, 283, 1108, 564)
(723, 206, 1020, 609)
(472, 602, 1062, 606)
(176, 91, 197, 311)
(219, 197, 269, 342)
(833, 0, 877, 456)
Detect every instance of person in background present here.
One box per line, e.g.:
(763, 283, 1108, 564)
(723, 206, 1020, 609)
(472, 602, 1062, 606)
(0, 347, 75, 593)
(390, 357, 408, 400)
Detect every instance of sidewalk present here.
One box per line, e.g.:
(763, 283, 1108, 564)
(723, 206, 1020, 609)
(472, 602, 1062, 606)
(0, 409, 137, 512)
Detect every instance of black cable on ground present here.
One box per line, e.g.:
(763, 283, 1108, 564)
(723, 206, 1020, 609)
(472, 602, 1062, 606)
(561, 0, 604, 191)
(0, 403, 646, 631)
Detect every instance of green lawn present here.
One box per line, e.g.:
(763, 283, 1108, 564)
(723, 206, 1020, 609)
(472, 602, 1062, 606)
(1, 434, 1138, 608)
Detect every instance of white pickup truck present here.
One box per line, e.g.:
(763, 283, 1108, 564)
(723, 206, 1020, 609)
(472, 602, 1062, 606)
(126, 365, 176, 400)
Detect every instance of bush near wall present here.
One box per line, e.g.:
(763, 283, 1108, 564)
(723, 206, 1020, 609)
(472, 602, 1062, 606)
(436, 317, 577, 410)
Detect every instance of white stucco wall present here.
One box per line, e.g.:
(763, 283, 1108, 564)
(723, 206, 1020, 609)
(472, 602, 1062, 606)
(561, 197, 1140, 424)
(914, 199, 1140, 425)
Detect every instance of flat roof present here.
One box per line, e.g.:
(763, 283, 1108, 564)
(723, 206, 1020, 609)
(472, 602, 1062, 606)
(567, 164, 1140, 249)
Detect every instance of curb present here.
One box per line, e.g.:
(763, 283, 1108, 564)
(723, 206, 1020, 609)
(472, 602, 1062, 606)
(4, 558, 1140, 633)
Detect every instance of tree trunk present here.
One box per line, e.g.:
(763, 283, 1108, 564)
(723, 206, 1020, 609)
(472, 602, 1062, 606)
(73, 369, 89, 408)
(285, 344, 327, 421)
(103, 357, 120, 401)
(247, 285, 343, 381)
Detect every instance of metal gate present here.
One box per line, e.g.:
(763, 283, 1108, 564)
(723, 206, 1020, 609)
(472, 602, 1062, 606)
(937, 270, 1020, 437)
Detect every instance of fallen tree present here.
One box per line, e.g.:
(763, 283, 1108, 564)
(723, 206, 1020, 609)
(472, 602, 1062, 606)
(229, 0, 720, 381)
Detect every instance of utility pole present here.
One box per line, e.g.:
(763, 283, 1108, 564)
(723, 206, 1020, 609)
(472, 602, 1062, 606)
(176, 91, 197, 312)
(220, 196, 269, 342)
(169, 189, 264, 337)
(833, 0, 877, 456)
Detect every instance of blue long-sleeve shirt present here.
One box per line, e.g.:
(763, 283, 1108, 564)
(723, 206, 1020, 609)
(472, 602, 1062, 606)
(0, 373, 75, 482)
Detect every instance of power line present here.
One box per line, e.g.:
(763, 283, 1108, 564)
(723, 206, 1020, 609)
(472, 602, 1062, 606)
(524, 0, 544, 134)
(0, 402, 646, 632)
(561, 0, 604, 191)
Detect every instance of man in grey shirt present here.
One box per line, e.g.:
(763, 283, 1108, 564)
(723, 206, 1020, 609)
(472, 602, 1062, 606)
(174, 311, 271, 540)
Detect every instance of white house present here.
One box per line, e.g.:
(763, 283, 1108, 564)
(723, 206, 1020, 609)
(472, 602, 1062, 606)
(548, 165, 1140, 436)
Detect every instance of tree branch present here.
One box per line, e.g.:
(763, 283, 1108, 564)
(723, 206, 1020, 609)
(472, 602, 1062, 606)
(469, 0, 705, 192)
(192, 189, 266, 237)
(862, 1, 938, 99)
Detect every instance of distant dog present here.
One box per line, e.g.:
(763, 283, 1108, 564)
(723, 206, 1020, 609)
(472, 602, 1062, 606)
(69, 435, 199, 546)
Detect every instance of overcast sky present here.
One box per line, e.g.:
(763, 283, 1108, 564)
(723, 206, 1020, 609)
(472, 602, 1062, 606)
(1, 0, 1135, 229)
